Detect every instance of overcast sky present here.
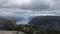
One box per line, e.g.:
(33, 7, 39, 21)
(0, 0, 60, 24)
(0, 0, 60, 16)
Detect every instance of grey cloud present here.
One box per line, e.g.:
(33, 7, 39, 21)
(37, 10, 60, 16)
(0, 0, 60, 14)
(20, 0, 60, 10)
(50, 0, 60, 10)
(1, 0, 60, 11)
(0, 0, 52, 11)
(20, 0, 51, 11)
(53, 0, 60, 2)
(0, 8, 60, 16)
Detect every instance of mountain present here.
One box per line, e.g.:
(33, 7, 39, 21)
(0, 16, 25, 21)
(28, 16, 60, 29)
(28, 16, 35, 20)
(8, 17, 25, 22)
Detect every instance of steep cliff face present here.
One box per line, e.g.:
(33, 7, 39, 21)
(28, 16, 60, 29)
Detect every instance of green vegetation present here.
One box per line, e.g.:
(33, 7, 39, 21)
(0, 18, 60, 34)
(15, 24, 60, 34)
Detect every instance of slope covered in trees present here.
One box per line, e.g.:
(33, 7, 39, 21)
(28, 16, 60, 29)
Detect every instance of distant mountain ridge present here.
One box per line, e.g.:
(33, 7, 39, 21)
(28, 16, 60, 29)
(0, 16, 25, 21)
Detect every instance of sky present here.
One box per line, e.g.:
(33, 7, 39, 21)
(0, 0, 60, 24)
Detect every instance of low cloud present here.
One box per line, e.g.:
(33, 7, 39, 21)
(0, 8, 60, 17)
